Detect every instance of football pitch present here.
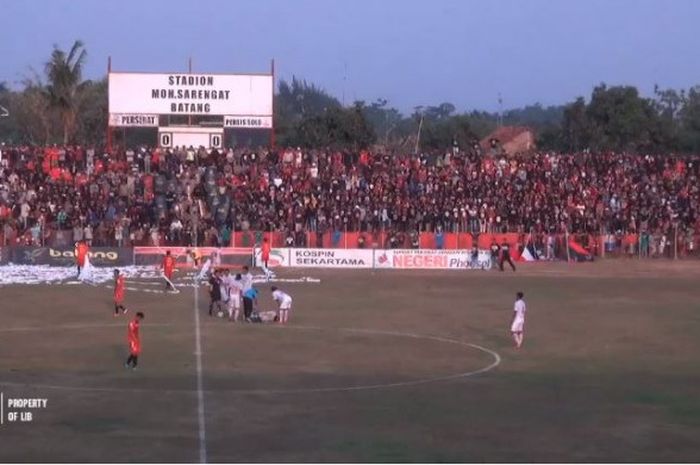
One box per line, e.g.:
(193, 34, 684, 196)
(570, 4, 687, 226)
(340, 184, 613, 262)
(1, 260, 699, 462)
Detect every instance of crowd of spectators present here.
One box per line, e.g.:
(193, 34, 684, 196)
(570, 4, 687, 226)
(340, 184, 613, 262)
(0, 143, 698, 252)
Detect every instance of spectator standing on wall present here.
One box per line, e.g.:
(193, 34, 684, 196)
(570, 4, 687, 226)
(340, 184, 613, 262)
(490, 239, 500, 270)
(115, 222, 124, 247)
(685, 230, 695, 256)
(73, 222, 83, 243)
(316, 220, 326, 248)
(84, 224, 93, 246)
(332, 229, 341, 247)
(411, 231, 420, 249)
(435, 227, 444, 249)
(499, 238, 516, 272)
(546, 233, 556, 261)
(640, 231, 650, 258)
(659, 233, 668, 257)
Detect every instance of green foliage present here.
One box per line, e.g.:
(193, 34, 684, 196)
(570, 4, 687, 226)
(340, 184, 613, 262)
(418, 110, 476, 151)
(10, 73, 55, 145)
(274, 78, 375, 148)
(0, 82, 18, 141)
(554, 84, 697, 153)
(462, 111, 498, 139)
(45, 40, 88, 144)
(74, 77, 107, 145)
(585, 84, 659, 151)
(504, 103, 564, 128)
(360, 99, 403, 146)
(562, 97, 589, 151)
(678, 86, 700, 153)
(3, 41, 700, 155)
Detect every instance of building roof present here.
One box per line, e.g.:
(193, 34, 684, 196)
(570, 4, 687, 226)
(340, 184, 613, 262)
(480, 126, 532, 146)
(480, 126, 535, 155)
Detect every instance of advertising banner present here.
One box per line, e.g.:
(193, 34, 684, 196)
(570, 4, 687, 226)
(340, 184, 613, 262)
(249, 248, 492, 270)
(375, 249, 492, 270)
(133, 247, 252, 268)
(6, 247, 133, 266)
(223, 115, 273, 129)
(109, 113, 159, 127)
(253, 247, 288, 268)
(289, 248, 373, 268)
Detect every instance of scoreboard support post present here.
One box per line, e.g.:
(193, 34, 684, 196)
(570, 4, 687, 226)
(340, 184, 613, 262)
(106, 56, 113, 153)
(270, 58, 275, 148)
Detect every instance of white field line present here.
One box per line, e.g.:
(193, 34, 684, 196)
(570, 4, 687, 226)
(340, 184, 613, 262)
(0, 324, 500, 396)
(193, 272, 207, 463)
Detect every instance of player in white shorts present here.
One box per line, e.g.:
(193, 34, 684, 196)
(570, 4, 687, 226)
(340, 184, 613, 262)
(510, 291, 526, 349)
(271, 286, 292, 324)
(225, 273, 243, 321)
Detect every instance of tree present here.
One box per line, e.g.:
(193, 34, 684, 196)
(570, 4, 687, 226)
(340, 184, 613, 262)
(536, 124, 564, 152)
(562, 97, 589, 151)
(414, 104, 477, 151)
(11, 73, 54, 144)
(653, 85, 684, 121)
(45, 40, 88, 144)
(343, 101, 376, 149)
(273, 78, 375, 148)
(0, 82, 15, 141)
(678, 86, 700, 153)
(274, 77, 342, 147)
(423, 102, 456, 121)
(652, 85, 683, 151)
(75, 77, 107, 145)
(360, 98, 403, 147)
(503, 103, 565, 129)
(585, 84, 664, 152)
(7, 41, 700, 154)
(462, 111, 498, 139)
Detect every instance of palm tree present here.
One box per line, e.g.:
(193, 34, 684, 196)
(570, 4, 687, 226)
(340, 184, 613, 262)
(0, 81, 9, 118)
(45, 40, 87, 144)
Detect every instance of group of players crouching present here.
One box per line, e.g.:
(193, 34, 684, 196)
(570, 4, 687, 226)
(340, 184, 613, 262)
(207, 265, 293, 324)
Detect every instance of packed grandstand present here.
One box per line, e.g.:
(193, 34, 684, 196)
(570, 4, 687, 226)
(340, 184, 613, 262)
(0, 144, 698, 258)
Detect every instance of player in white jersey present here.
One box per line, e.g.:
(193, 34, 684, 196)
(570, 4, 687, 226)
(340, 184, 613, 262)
(240, 265, 255, 320)
(271, 286, 293, 324)
(220, 269, 231, 304)
(226, 273, 244, 321)
(196, 257, 212, 281)
(240, 265, 253, 293)
(511, 291, 527, 349)
(218, 269, 232, 318)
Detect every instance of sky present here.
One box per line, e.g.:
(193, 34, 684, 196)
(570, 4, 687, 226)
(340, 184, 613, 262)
(1, 0, 699, 114)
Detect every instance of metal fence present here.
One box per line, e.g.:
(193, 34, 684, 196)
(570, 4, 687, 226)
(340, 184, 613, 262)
(3, 226, 697, 260)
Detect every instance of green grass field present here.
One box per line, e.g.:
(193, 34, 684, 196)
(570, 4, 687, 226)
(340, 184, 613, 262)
(1, 260, 699, 462)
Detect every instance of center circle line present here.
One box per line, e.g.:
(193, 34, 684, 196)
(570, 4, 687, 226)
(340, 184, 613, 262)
(0, 323, 501, 395)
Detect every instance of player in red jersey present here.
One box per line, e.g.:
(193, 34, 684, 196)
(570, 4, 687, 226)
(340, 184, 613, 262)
(75, 240, 89, 277)
(125, 312, 144, 369)
(113, 269, 128, 316)
(261, 237, 272, 281)
(162, 250, 176, 290)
